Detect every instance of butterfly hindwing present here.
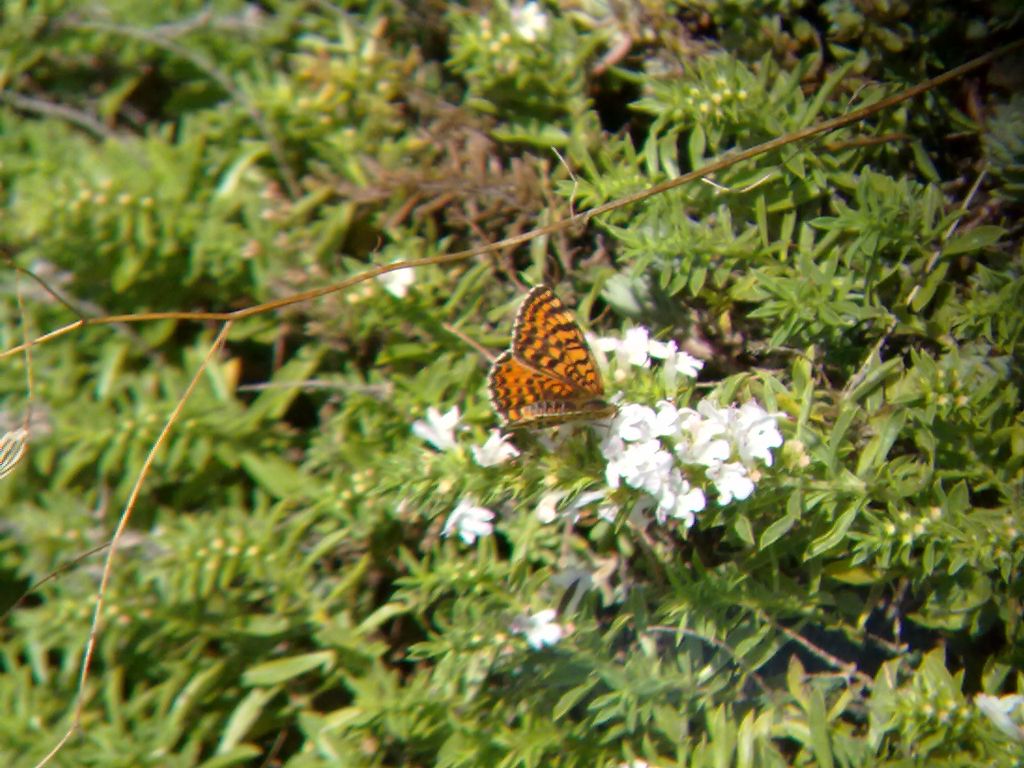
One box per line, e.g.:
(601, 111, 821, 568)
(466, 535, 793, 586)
(488, 351, 579, 426)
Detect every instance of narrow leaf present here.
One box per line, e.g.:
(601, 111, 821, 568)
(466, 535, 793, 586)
(807, 505, 859, 558)
(242, 651, 335, 686)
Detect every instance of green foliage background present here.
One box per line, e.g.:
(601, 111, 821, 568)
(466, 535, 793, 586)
(1, 1, 1022, 765)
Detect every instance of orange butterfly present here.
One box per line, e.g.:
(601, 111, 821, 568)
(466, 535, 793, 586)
(488, 285, 616, 428)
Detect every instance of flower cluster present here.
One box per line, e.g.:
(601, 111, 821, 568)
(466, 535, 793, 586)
(412, 406, 521, 467)
(510, 1, 549, 42)
(585, 325, 782, 527)
(633, 56, 760, 135)
(411, 407, 517, 545)
(472, 2, 552, 44)
(591, 326, 703, 391)
(510, 608, 563, 649)
(602, 398, 784, 528)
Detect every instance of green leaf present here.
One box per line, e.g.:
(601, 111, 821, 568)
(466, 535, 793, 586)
(823, 559, 883, 585)
(943, 225, 1005, 256)
(733, 513, 755, 546)
(553, 679, 598, 721)
(247, 349, 325, 421)
(95, 341, 129, 400)
(217, 687, 279, 754)
(239, 451, 314, 500)
(756, 194, 769, 248)
(357, 601, 412, 634)
(111, 251, 144, 292)
(242, 651, 335, 687)
(783, 151, 806, 179)
(198, 746, 263, 768)
(910, 260, 949, 312)
(688, 124, 706, 167)
(826, 404, 859, 474)
(807, 505, 860, 558)
(242, 615, 292, 637)
(759, 510, 797, 550)
(847, 357, 903, 404)
(856, 410, 907, 475)
(910, 140, 940, 182)
(165, 663, 228, 747)
(806, 686, 835, 768)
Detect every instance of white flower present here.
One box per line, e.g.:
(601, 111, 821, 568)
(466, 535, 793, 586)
(675, 408, 730, 467)
(600, 429, 625, 469)
(630, 333, 704, 391)
(656, 470, 705, 527)
(606, 402, 678, 444)
(706, 461, 755, 504)
(628, 496, 656, 527)
(652, 400, 682, 435)
(687, 401, 730, 441)
(412, 406, 460, 451)
(731, 401, 784, 467)
(605, 438, 672, 494)
(593, 327, 702, 391)
(621, 326, 653, 367)
(976, 693, 1024, 743)
(676, 437, 731, 468)
(592, 335, 623, 355)
(536, 489, 606, 524)
(668, 348, 703, 377)
(662, 347, 703, 390)
(693, 400, 783, 468)
(602, 401, 707, 525)
(613, 403, 658, 442)
(442, 498, 495, 544)
(376, 264, 415, 298)
(602, 438, 634, 487)
(511, 608, 563, 649)
(535, 490, 566, 524)
(510, 1, 549, 42)
(647, 338, 677, 360)
(599, 395, 781, 526)
(471, 429, 520, 467)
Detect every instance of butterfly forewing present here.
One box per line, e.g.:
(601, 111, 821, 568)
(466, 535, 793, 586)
(510, 286, 605, 397)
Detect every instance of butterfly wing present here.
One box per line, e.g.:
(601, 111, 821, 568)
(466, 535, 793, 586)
(509, 286, 605, 397)
(488, 351, 612, 428)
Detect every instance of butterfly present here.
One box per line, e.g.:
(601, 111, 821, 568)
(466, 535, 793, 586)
(488, 285, 616, 428)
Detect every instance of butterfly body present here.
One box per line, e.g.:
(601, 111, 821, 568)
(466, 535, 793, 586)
(488, 286, 615, 428)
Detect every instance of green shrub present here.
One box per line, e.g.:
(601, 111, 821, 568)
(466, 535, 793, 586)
(1, 1, 1021, 766)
